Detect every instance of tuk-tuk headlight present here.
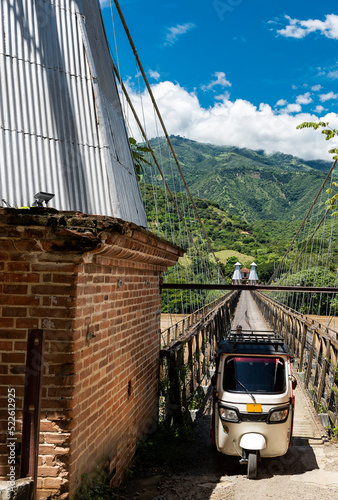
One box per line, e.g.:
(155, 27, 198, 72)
(268, 406, 289, 423)
(219, 405, 239, 422)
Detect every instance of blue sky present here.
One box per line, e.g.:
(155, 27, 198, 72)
(99, 1, 338, 160)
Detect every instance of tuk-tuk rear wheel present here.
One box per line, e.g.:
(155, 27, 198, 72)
(247, 452, 258, 479)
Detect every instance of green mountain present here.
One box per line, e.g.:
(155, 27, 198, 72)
(148, 136, 331, 223)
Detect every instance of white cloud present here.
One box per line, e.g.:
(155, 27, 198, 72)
(201, 72, 232, 91)
(311, 84, 322, 91)
(215, 91, 231, 101)
(163, 23, 196, 46)
(296, 92, 312, 105)
(276, 99, 288, 107)
(328, 69, 338, 79)
(148, 70, 160, 80)
(99, 1, 110, 8)
(315, 105, 325, 113)
(284, 103, 302, 113)
(319, 91, 338, 102)
(123, 80, 338, 161)
(277, 14, 338, 39)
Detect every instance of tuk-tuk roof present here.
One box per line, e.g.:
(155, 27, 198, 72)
(218, 331, 291, 357)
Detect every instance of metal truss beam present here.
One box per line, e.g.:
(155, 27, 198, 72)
(161, 284, 338, 293)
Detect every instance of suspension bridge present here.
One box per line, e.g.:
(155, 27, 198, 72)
(105, 0, 338, 435)
(105, 5, 338, 494)
(0, 1, 337, 498)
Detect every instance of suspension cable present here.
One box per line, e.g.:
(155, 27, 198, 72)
(112, 0, 225, 281)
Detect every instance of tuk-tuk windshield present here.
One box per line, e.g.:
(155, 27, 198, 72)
(223, 356, 286, 394)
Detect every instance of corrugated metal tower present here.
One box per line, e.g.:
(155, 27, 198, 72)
(0, 0, 148, 227)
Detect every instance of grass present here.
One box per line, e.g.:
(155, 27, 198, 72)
(213, 249, 255, 265)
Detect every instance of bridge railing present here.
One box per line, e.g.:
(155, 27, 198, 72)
(159, 291, 240, 425)
(253, 291, 338, 430)
(160, 294, 237, 347)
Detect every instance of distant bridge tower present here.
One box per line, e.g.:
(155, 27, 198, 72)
(248, 262, 259, 285)
(232, 261, 242, 285)
(0, 0, 147, 227)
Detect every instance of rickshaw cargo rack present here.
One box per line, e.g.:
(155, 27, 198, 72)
(219, 331, 291, 356)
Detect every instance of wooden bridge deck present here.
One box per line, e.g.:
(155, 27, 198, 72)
(232, 291, 326, 446)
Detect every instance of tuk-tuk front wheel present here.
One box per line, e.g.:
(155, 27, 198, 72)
(247, 451, 258, 479)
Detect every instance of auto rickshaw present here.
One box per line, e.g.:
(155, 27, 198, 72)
(211, 330, 296, 478)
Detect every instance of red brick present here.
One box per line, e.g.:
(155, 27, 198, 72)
(47, 387, 73, 399)
(13, 341, 28, 351)
(8, 252, 36, 262)
(0, 295, 39, 306)
(37, 467, 64, 480)
(52, 274, 77, 284)
(6, 262, 31, 272)
(0, 341, 13, 350)
(0, 240, 16, 251)
(42, 296, 74, 307)
(0, 375, 25, 385)
(39, 444, 69, 456)
(1, 352, 25, 363)
(0, 272, 40, 283)
(29, 307, 75, 319)
(2, 284, 28, 294)
(31, 263, 78, 273)
(36, 490, 59, 499)
(39, 421, 58, 433)
(45, 433, 70, 445)
(31, 284, 76, 295)
(16, 318, 39, 328)
(0, 318, 14, 327)
(2, 307, 27, 317)
(44, 477, 65, 489)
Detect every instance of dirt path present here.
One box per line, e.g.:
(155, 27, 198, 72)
(117, 393, 338, 500)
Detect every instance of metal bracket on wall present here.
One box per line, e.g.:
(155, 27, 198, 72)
(20, 329, 45, 500)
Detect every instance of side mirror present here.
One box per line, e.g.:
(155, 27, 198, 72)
(292, 378, 297, 390)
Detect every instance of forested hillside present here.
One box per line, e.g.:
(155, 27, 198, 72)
(147, 136, 331, 222)
(141, 184, 306, 283)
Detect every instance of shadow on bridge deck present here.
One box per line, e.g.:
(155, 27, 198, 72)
(117, 387, 338, 500)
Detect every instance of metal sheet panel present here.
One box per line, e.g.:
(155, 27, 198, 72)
(0, 0, 147, 227)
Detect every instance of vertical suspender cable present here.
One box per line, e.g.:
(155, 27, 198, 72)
(269, 158, 338, 284)
(113, 67, 213, 279)
(113, 0, 225, 281)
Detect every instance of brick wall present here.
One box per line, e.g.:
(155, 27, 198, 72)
(0, 209, 182, 499)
